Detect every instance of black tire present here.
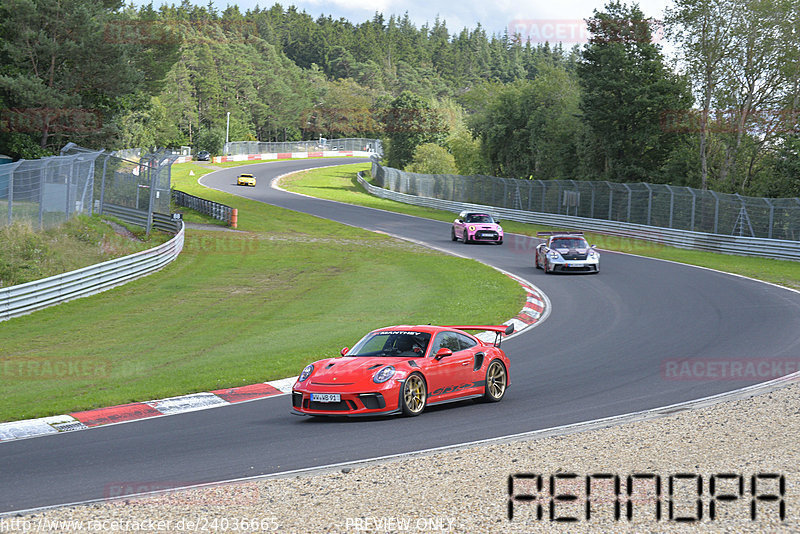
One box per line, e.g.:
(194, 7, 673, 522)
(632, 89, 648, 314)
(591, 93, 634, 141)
(483, 360, 507, 402)
(400, 373, 427, 416)
(451, 227, 457, 241)
(463, 233, 470, 244)
(535, 251, 542, 269)
(497, 239, 503, 245)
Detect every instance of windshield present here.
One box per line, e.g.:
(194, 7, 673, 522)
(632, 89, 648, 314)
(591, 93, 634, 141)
(551, 237, 589, 249)
(348, 331, 431, 357)
(465, 214, 495, 224)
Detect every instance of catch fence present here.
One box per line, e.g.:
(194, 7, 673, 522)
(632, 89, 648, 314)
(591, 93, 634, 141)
(224, 138, 382, 157)
(0, 144, 180, 236)
(371, 163, 800, 242)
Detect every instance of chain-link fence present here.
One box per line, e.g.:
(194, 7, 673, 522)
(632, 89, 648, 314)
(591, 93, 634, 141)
(372, 162, 800, 241)
(1, 149, 104, 230)
(0, 144, 178, 235)
(224, 138, 382, 156)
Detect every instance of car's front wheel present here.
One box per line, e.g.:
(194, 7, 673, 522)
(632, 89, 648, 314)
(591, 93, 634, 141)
(451, 227, 457, 241)
(400, 373, 427, 416)
(483, 360, 507, 402)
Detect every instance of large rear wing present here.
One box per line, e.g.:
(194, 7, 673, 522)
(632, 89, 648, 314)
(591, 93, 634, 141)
(447, 324, 515, 347)
(536, 231, 584, 237)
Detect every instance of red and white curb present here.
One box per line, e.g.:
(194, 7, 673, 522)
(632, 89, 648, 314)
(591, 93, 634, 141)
(0, 379, 295, 443)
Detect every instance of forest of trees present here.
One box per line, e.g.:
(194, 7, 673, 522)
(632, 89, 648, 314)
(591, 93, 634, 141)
(1, 0, 798, 196)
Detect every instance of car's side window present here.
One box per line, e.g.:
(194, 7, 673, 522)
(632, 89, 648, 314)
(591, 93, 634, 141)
(455, 333, 477, 351)
(430, 332, 462, 355)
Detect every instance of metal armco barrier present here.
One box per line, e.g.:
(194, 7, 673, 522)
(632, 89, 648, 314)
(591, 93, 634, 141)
(0, 222, 185, 322)
(101, 204, 182, 234)
(171, 189, 235, 227)
(357, 172, 800, 261)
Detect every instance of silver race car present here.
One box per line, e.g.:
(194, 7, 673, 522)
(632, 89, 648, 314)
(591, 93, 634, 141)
(535, 232, 600, 274)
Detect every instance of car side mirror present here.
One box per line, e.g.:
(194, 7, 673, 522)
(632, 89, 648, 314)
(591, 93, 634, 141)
(591, 245, 597, 249)
(434, 348, 452, 360)
(454, 219, 462, 223)
(340, 347, 349, 356)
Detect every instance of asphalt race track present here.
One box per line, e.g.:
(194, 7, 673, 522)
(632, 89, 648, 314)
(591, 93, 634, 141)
(3, 158, 800, 513)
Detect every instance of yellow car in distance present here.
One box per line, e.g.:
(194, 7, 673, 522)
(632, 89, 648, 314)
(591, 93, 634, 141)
(237, 173, 256, 186)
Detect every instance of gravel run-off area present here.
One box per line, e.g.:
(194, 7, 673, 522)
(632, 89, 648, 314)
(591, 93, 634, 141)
(5, 374, 798, 533)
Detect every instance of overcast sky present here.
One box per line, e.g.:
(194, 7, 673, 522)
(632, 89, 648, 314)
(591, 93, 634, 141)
(139, 0, 676, 48)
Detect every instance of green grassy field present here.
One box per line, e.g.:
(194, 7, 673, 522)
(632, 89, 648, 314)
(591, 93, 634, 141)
(0, 162, 523, 422)
(281, 165, 800, 291)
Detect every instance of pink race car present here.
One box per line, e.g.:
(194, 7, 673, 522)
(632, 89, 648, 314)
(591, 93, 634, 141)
(451, 211, 503, 244)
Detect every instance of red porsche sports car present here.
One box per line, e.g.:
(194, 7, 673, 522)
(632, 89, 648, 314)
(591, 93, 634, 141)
(291, 324, 513, 417)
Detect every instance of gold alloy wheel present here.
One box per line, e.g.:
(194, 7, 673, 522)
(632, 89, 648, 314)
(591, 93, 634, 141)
(484, 360, 507, 402)
(402, 374, 426, 416)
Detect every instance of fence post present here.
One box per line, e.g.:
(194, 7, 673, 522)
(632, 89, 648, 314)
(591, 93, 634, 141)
(527, 181, 533, 211)
(606, 182, 613, 221)
(589, 182, 596, 219)
(766, 199, 774, 239)
(709, 190, 719, 234)
(66, 156, 76, 219)
(38, 158, 50, 229)
(99, 154, 110, 215)
(556, 182, 562, 215)
(689, 188, 696, 231)
(623, 183, 632, 222)
(666, 184, 675, 228)
(643, 183, 652, 226)
(146, 157, 155, 237)
(536, 180, 546, 213)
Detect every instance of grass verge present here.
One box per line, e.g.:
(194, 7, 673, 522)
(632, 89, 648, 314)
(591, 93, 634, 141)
(0, 163, 523, 422)
(0, 216, 171, 288)
(281, 165, 800, 291)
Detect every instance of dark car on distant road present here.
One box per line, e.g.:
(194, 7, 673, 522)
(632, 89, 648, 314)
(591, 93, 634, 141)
(196, 150, 210, 161)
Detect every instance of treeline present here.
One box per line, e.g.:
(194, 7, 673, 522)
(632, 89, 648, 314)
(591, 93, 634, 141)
(1, 0, 798, 197)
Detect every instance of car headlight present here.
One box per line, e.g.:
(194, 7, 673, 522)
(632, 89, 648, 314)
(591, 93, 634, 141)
(373, 366, 395, 384)
(497, 226, 503, 233)
(588, 249, 598, 258)
(548, 251, 560, 259)
(298, 364, 314, 382)
(468, 225, 476, 232)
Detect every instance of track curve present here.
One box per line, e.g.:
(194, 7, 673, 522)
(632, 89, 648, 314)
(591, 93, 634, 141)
(3, 158, 800, 514)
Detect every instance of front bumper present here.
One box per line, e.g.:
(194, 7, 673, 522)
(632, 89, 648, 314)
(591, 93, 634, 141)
(292, 384, 401, 416)
(467, 229, 503, 242)
(549, 257, 599, 273)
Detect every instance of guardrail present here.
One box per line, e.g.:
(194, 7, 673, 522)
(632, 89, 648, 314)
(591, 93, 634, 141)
(172, 189, 236, 227)
(102, 204, 182, 234)
(357, 172, 800, 261)
(0, 221, 185, 322)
